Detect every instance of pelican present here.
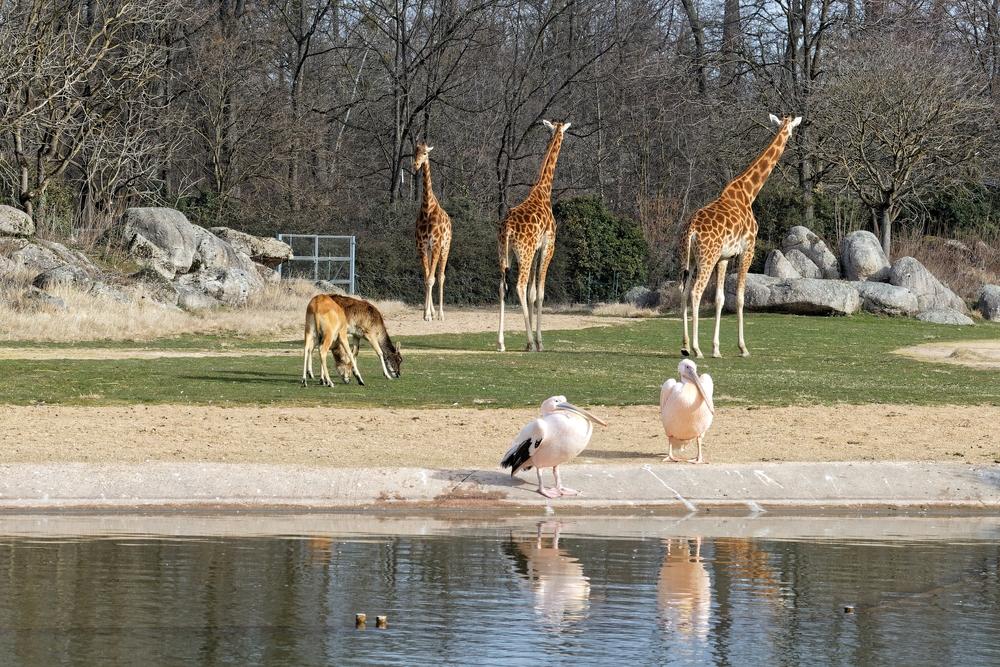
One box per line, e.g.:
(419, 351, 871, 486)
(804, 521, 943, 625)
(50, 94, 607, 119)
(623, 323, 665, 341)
(660, 359, 715, 463)
(657, 537, 711, 641)
(501, 396, 608, 498)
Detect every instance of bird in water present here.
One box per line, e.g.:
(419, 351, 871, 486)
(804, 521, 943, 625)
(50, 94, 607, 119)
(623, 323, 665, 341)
(501, 396, 608, 498)
(660, 359, 715, 463)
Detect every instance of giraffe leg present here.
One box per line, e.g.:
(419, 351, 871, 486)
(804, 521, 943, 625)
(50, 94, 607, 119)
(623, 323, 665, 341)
(689, 261, 712, 359)
(419, 241, 433, 322)
(437, 232, 450, 321)
(517, 256, 535, 352)
(737, 239, 755, 357)
(498, 269, 507, 352)
(712, 259, 729, 358)
(534, 234, 555, 352)
(526, 253, 538, 340)
(426, 244, 441, 321)
(681, 268, 694, 356)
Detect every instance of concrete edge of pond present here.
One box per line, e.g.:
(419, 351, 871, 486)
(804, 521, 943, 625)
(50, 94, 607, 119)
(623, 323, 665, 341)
(0, 461, 997, 512)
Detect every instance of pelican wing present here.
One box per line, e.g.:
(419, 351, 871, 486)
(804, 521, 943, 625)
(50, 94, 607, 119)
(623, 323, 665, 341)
(501, 418, 547, 475)
(698, 373, 714, 402)
(660, 378, 681, 412)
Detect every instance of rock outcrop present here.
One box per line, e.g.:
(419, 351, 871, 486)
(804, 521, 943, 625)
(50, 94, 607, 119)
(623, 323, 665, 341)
(725, 274, 860, 315)
(854, 282, 919, 317)
(840, 230, 890, 282)
(916, 308, 975, 326)
(0, 205, 34, 237)
(210, 227, 293, 268)
(784, 248, 823, 279)
(889, 256, 967, 313)
(978, 285, 1000, 322)
(764, 249, 800, 280)
(782, 226, 840, 278)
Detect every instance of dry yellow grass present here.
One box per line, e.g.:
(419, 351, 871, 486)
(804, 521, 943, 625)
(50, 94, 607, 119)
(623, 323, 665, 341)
(0, 278, 413, 343)
(590, 303, 661, 318)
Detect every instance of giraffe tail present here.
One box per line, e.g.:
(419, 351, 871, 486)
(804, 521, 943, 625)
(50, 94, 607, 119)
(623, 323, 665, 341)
(499, 228, 512, 295)
(680, 228, 695, 291)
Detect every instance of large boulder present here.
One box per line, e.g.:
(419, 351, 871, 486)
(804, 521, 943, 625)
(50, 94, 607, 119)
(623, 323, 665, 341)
(20, 286, 66, 311)
(977, 285, 1000, 321)
(0, 206, 34, 237)
(784, 249, 822, 279)
(889, 256, 967, 313)
(782, 226, 840, 278)
(840, 230, 890, 282)
(174, 266, 262, 307)
(210, 227, 293, 268)
(31, 264, 94, 290)
(764, 250, 800, 280)
(6, 238, 97, 275)
(854, 281, 919, 317)
(916, 308, 975, 326)
(725, 274, 860, 315)
(108, 207, 201, 279)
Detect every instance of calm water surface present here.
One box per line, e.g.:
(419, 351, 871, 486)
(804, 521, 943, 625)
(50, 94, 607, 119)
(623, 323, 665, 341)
(0, 516, 997, 666)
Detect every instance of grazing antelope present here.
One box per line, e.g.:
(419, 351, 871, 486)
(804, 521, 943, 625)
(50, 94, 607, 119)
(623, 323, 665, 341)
(305, 294, 403, 383)
(302, 295, 365, 387)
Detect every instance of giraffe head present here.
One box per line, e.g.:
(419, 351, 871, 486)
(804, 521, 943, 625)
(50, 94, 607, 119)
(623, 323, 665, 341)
(768, 114, 803, 139)
(412, 142, 433, 173)
(541, 119, 572, 136)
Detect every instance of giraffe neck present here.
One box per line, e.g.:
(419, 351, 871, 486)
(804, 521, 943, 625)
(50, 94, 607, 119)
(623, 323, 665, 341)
(420, 161, 436, 214)
(528, 131, 564, 202)
(724, 126, 790, 205)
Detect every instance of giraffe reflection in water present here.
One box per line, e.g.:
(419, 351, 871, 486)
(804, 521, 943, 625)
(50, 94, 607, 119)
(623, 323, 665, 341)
(503, 521, 591, 629)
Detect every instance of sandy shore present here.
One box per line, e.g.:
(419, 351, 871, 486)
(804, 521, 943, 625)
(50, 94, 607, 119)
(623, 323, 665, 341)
(2, 403, 996, 467)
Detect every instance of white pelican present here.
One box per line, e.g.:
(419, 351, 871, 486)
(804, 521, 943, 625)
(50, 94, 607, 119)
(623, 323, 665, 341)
(505, 521, 591, 629)
(660, 359, 715, 463)
(501, 396, 608, 498)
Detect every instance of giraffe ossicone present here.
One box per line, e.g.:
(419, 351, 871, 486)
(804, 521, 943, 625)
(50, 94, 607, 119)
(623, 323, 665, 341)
(679, 114, 802, 359)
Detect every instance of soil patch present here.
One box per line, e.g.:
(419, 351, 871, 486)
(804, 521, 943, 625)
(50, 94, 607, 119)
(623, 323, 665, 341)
(1, 404, 996, 467)
(894, 339, 1000, 370)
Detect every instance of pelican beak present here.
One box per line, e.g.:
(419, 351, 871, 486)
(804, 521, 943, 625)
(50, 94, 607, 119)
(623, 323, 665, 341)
(556, 402, 608, 426)
(685, 369, 715, 414)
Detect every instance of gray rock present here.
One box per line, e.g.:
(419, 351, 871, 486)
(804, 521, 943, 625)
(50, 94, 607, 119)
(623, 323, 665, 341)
(782, 226, 840, 278)
(624, 285, 657, 308)
(315, 280, 347, 295)
(109, 207, 201, 278)
(726, 274, 860, 315)
(977, 285, 1000, 321)
(31, 264, 95, 290)
(255, 262, 280, 284)
(9, 240, 60, 273)
(916, 308, 975, 325)
(840, 230, 890, 281)
(784, 249, 822, 279)
(764, 250, 800, 280)
(889, 256, 967, 313)
(86, 281, 134, 305)
(854, 281, 919, 317)
(21, 286, 66, 311)
(655, 280, 684, 312)
(210, 227, 293, 268)
(176, 287, 222, 311)
(0, 205, 34, 237)
(175, 267, 262, 307)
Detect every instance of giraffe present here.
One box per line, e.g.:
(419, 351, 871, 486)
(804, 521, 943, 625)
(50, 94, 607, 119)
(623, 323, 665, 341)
(413, 142, 452, 321)
(497, 120, 570, 352)
(680, 114, 802, 359)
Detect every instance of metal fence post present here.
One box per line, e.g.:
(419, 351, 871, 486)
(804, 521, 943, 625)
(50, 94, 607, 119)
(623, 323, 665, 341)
(349, 236, 356, 294)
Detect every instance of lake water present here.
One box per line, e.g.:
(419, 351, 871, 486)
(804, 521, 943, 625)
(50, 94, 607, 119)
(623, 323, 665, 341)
(0, 514, 997, 666)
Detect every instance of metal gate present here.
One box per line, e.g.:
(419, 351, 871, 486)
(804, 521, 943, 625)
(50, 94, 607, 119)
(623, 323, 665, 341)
(277, 234, 356, 294)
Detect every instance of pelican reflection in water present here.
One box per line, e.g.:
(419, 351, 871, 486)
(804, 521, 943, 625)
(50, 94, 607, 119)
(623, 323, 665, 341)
(657, 537, 711, 641)
(503, 521, 591, 629)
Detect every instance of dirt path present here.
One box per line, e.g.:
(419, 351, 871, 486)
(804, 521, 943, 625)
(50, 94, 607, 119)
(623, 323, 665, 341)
(895, 339, 1000, 370)
(1, 404, 996, 467)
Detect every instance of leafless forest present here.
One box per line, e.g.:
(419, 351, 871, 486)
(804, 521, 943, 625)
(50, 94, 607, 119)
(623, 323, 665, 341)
(2, 0, 998, 301)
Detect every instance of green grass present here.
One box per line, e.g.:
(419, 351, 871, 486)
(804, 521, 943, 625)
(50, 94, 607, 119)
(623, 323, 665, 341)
(1, 314, 998, 408)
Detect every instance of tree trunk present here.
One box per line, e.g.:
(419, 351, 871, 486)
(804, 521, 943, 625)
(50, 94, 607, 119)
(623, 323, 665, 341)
(721, 0, 741, 87)
(679, 0, 707, 95)
(879, 206, 892, 258)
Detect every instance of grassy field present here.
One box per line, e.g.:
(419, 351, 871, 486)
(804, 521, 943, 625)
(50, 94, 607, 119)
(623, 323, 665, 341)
(0, 313, 997, 408)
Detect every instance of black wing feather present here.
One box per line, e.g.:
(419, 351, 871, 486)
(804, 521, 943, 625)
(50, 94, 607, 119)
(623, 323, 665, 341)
(501, 438, 540, 475)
